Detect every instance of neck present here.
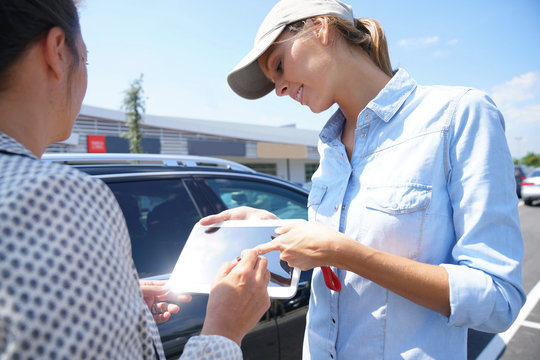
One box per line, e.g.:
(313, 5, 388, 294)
(334, 48, 391, 125)
(0, 94, 50, 158)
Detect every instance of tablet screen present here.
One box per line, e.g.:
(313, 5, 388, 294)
(169, 220, 301, 299)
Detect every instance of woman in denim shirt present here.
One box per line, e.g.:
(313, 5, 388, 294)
(203, 0, 526, 358)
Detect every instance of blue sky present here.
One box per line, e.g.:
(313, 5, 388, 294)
(78, 0, 540, 159)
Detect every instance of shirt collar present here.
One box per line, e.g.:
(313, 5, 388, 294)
(319, 108, 346, 143)
(0, 132, 38, 160)
(319, 68, 417, 143)
(366, 68, 417, 123)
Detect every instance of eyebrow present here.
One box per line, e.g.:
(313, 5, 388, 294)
(259, 54, 271, 78)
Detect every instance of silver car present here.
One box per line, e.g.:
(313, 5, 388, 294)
(521, 167, 540, 206)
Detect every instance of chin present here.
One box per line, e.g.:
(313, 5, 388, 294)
(308, 103, 332, 114)
(53, 132, 71, 143)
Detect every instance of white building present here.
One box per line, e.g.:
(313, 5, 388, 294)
(46, 105, 321, 184)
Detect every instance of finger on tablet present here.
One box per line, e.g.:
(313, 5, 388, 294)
(254, 240, 281, 256)
(199, 212, 230, 226)
(238, 249, 260, 270)
(156, 292, 192, 303)
(215, 259, 239, 281)
(274, 223, 295, 235)
(154, 302, 180, 314)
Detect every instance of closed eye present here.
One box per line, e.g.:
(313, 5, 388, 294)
(276, 59, 282, 73)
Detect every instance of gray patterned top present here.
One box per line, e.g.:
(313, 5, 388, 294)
(0, 132, 241, 360)
(182, 336, 242, 359)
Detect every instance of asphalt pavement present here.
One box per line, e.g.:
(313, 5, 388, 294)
(467, 200, 540, 360)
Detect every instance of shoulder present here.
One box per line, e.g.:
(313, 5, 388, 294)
(1, 155, 112, 202)
(447, 87, 504, 133)
(416, 84, 497, 111)
(411, 85, 502, 130)
(1, 155, 123, 234)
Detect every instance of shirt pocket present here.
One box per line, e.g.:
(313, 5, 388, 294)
(361, 184, 432, 259)
(307, 184, 327, 222)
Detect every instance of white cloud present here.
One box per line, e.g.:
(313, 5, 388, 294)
(447, 39, 459, 45)
(432, 49, 449, 58)
(491, 72, 540, 105)
(489, 72, 540, 157)
(398, 36, 439, 48)
(490, 72, 540, 126)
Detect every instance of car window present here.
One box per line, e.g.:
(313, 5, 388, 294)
(107, 179, 202, 278)
(530, 170, 540, 177)
(205, 178, 308, 220)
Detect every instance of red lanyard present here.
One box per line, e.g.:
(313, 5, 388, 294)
(321, 266, 341, 291)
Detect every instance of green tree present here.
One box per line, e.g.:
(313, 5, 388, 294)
(122, 74, 146, 153)
(521, 152, 540, 167)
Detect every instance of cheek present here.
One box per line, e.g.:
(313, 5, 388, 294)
(77, 66, 88, 100)
(82, 69, 88, 96)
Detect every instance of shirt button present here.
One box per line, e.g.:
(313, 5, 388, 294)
(342, 205, 346, 210)
(334, 205, 339, 210)
(332, 318, 336, 323)
(361, 132, 367, 138)
(365, 113, 370, 119)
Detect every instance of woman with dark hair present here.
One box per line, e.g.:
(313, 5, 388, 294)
(0, 1, 269, 359)
(202, 0, 526, 358)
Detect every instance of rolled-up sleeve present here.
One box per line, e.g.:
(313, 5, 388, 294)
(442, 89, 526, 332)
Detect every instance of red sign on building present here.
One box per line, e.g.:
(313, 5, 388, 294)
(87, 135, 106, 153)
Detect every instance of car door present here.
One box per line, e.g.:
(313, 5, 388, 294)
(199, 175, 312, 360)
(102, 173, 281, 360)
(103, 175, 209, 359)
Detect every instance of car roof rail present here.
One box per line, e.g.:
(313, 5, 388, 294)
(41, 153, 256, 173)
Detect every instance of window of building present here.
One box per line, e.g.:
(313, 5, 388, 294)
(304, 163, 319, 182)
(243, 163, 277, 176)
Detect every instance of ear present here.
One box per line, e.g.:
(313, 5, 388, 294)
(43, 27, 69, 81)
(312, 17, 330, 46)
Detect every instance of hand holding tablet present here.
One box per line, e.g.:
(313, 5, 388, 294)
(200, 249, 271, 345)
(168, 220, 302, 299)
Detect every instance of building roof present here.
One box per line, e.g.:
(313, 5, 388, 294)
(80, 104, 320, 147)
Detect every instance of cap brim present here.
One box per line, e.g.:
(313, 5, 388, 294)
(227, 24, 286, 100)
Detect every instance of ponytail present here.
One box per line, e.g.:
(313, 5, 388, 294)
(330, 17, 393, 77)
(355, 18, 393, 77)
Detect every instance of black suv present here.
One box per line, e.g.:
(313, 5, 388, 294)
(42, 153, 311, 360)
(514, 164, 529, 198)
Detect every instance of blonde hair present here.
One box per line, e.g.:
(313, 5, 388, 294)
(284, 16, 393, 78)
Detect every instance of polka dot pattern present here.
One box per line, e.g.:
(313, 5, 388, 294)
(181, 336, 242, 360)
(0, 133, 164, 359)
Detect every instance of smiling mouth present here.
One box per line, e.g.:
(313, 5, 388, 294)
(295, 85, 304, 104)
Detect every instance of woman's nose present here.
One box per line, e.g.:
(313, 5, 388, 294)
(275, 80, 288, 97)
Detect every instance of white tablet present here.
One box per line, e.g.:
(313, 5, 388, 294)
(168, 220, 301, 299)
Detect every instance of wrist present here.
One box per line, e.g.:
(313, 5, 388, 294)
(201, 321, 243, 346)
(330, 233, 356, 268)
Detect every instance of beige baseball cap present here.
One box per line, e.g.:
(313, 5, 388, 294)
(227, 0, 354, 99)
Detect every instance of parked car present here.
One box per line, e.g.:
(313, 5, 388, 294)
(521, 167, 540, 206)
(514, 164, 530, 198)
(42, 153, 312, 360)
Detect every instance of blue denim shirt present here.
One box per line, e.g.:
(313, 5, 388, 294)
(303, 69, 525, 359)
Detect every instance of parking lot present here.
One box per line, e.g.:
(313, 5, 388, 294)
(468, 200, 540, 360)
